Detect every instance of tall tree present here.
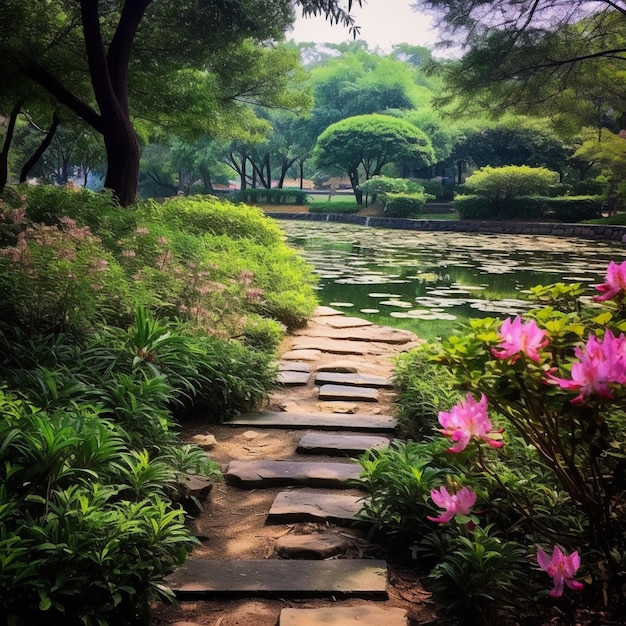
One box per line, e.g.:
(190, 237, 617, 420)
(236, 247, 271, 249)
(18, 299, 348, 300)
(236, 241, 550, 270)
(314, 113, 435, 204)
(415, 0, 626, 123)
(0, 0, 362, 206)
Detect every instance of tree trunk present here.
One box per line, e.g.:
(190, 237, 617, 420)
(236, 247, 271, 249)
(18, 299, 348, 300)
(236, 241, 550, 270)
(349, 170, 362, 205)
(299, 159, 304, 189)
(101, 114, 139, 205)
(20, 111, 60, 183)
(0, 100, 24, 193)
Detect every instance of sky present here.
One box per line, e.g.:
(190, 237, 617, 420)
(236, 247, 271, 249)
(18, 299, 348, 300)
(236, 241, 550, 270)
(288, 0, 441, 52)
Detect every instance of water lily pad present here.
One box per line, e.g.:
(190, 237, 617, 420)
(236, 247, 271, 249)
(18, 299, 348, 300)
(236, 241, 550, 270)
(378, 300, 413, 308)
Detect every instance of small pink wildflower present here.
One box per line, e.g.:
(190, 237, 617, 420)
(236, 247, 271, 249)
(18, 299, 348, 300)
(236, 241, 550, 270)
(537, 546, 583, 597)
(546, 330, 626, 403)
(438, 393, 504, 453)
(94, 259, 109, 271)
(245, 288, 264, 302)
(121, 249, 136, 258)
(135, 227, 149, 236)
(157, 236, 169, 245)
(58, 216, 77, 229)
(427, 486, 476, 524)
(593, 261, 626, 302)
(492, 316, 549, 363)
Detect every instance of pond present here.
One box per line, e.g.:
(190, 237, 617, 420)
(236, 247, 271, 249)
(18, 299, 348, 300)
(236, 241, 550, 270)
(279, 220, 626, 340)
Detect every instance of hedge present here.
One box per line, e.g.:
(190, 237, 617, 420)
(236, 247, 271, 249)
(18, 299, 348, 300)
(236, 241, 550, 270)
(383, 193, 427, 218)
(233, 187, 309, 205)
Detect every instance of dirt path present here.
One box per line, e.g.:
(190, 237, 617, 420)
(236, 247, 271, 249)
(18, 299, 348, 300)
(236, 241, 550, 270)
(149, 309, 440, 626)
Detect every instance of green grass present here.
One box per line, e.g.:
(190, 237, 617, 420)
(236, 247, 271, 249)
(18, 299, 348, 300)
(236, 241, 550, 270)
(583, 212, 626, 225)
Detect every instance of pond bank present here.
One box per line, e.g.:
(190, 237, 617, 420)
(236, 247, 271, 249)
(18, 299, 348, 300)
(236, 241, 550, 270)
(266, 212, 626, 243)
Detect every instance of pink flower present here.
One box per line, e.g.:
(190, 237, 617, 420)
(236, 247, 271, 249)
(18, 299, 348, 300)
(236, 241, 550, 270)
(492, 316, 549, 363)
(546, 330, 626, 404)
(427, 486, 476, 523)
(135, 227, 149, 236)
(593, 261, 626, 302)
(438, 393, 504, 453)
(537, 546, 583, 597)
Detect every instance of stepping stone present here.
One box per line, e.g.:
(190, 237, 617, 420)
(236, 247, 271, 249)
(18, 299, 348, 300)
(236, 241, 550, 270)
(268, 490, 364, 524)
(297, 326, 415, 345)
(291, 338, 386, 356)
(315, 360, 361, 373)
(281, 349, 322, 361)
(315, 315, 374, 328)
(279, 606, 408, 626)
(227, 412, 397, 432)
(315, 371, 393, 388)
(313, 306, 345, 317)
(166, 559, 388, 599)
(274, 534, 352, 559)
(278, 360, 311, 372)
(297, 433, 390, 456)
(224, 460, 361, 489)
(278, 371, 310, 386)
(318, 384, 379, 402)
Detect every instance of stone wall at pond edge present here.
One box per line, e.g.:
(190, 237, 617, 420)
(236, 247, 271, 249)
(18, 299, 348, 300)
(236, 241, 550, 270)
(267, 213, 626, 243)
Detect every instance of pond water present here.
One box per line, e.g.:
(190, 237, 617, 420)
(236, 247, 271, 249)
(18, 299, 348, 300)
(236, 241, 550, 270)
(279, 220, 626, 340)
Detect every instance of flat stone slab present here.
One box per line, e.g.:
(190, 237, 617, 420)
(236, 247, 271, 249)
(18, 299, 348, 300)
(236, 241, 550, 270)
(268, 490, 364, 524)
(227, 412, 397, 432)
(166, 559, 388, 599)
(279, 606, 407, 626)
(224, 460, 362, 489)
(278, 371, 310, 386)
(278, 361, 311, 372)
(281, 349, 322, 361)
(297, 433, 390, 456)
(313, 306, 345, 317)
(311, 315, 373, 328)
(315, 360, 361, 373)
(274, 534, 352, 559)
(297, 326, 415, 345)
(290, 338, 386, 356)
(315, 372, 393, 388)
(318, 384, 379, 402)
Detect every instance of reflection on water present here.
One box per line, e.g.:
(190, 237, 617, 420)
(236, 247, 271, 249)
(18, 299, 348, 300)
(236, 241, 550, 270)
(279, 220, 626, 339)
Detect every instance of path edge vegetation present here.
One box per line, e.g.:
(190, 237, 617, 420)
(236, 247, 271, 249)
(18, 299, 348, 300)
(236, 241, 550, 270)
(0, 185, 317, 625)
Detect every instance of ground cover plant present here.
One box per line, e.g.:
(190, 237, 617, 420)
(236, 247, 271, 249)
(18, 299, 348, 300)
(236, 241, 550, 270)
(0, 185, 318, 624)
(360, 264, 626, 625)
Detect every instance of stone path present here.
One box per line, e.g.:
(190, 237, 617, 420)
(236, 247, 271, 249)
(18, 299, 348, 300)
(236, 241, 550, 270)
(154, 307, 433, 626)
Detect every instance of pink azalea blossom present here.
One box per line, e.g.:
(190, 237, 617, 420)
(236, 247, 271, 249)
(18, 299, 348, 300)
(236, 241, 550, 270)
(438, 393, 504, 453)
(491, 316, 549, 363)
(546, 330, 626, 404)
(593, 261, 626, 302)
(427, 486, 477, 523)
(537, 546, 583, 597)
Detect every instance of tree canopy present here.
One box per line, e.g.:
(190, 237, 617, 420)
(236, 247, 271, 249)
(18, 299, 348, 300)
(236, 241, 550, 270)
(314, 113, 435, 203)
(415, 0, 626, 123)
(0, 0, 362, 205)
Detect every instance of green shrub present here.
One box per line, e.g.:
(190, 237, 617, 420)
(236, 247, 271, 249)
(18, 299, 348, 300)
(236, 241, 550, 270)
(241, 314, 285, 353)
(155, 195, 285, 246)
(307, 201, 361, 214)
(543, 195, 603, 221)
(233, 187, 309, 205)
(454, 195, 495, 220)
(383, 192, 427, 218)
(359, 175, 421, 196)
(0, 217, 133, 335)
(0, 390, 198, 625)
(572, 178, 606, 196)
(393, 347, 461, 439)
(503, 195, 548, 219)
(464, 165, 558, 207)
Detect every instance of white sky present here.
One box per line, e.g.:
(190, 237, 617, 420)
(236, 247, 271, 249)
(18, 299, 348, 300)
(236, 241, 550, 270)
(288, 0, 441, 52)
